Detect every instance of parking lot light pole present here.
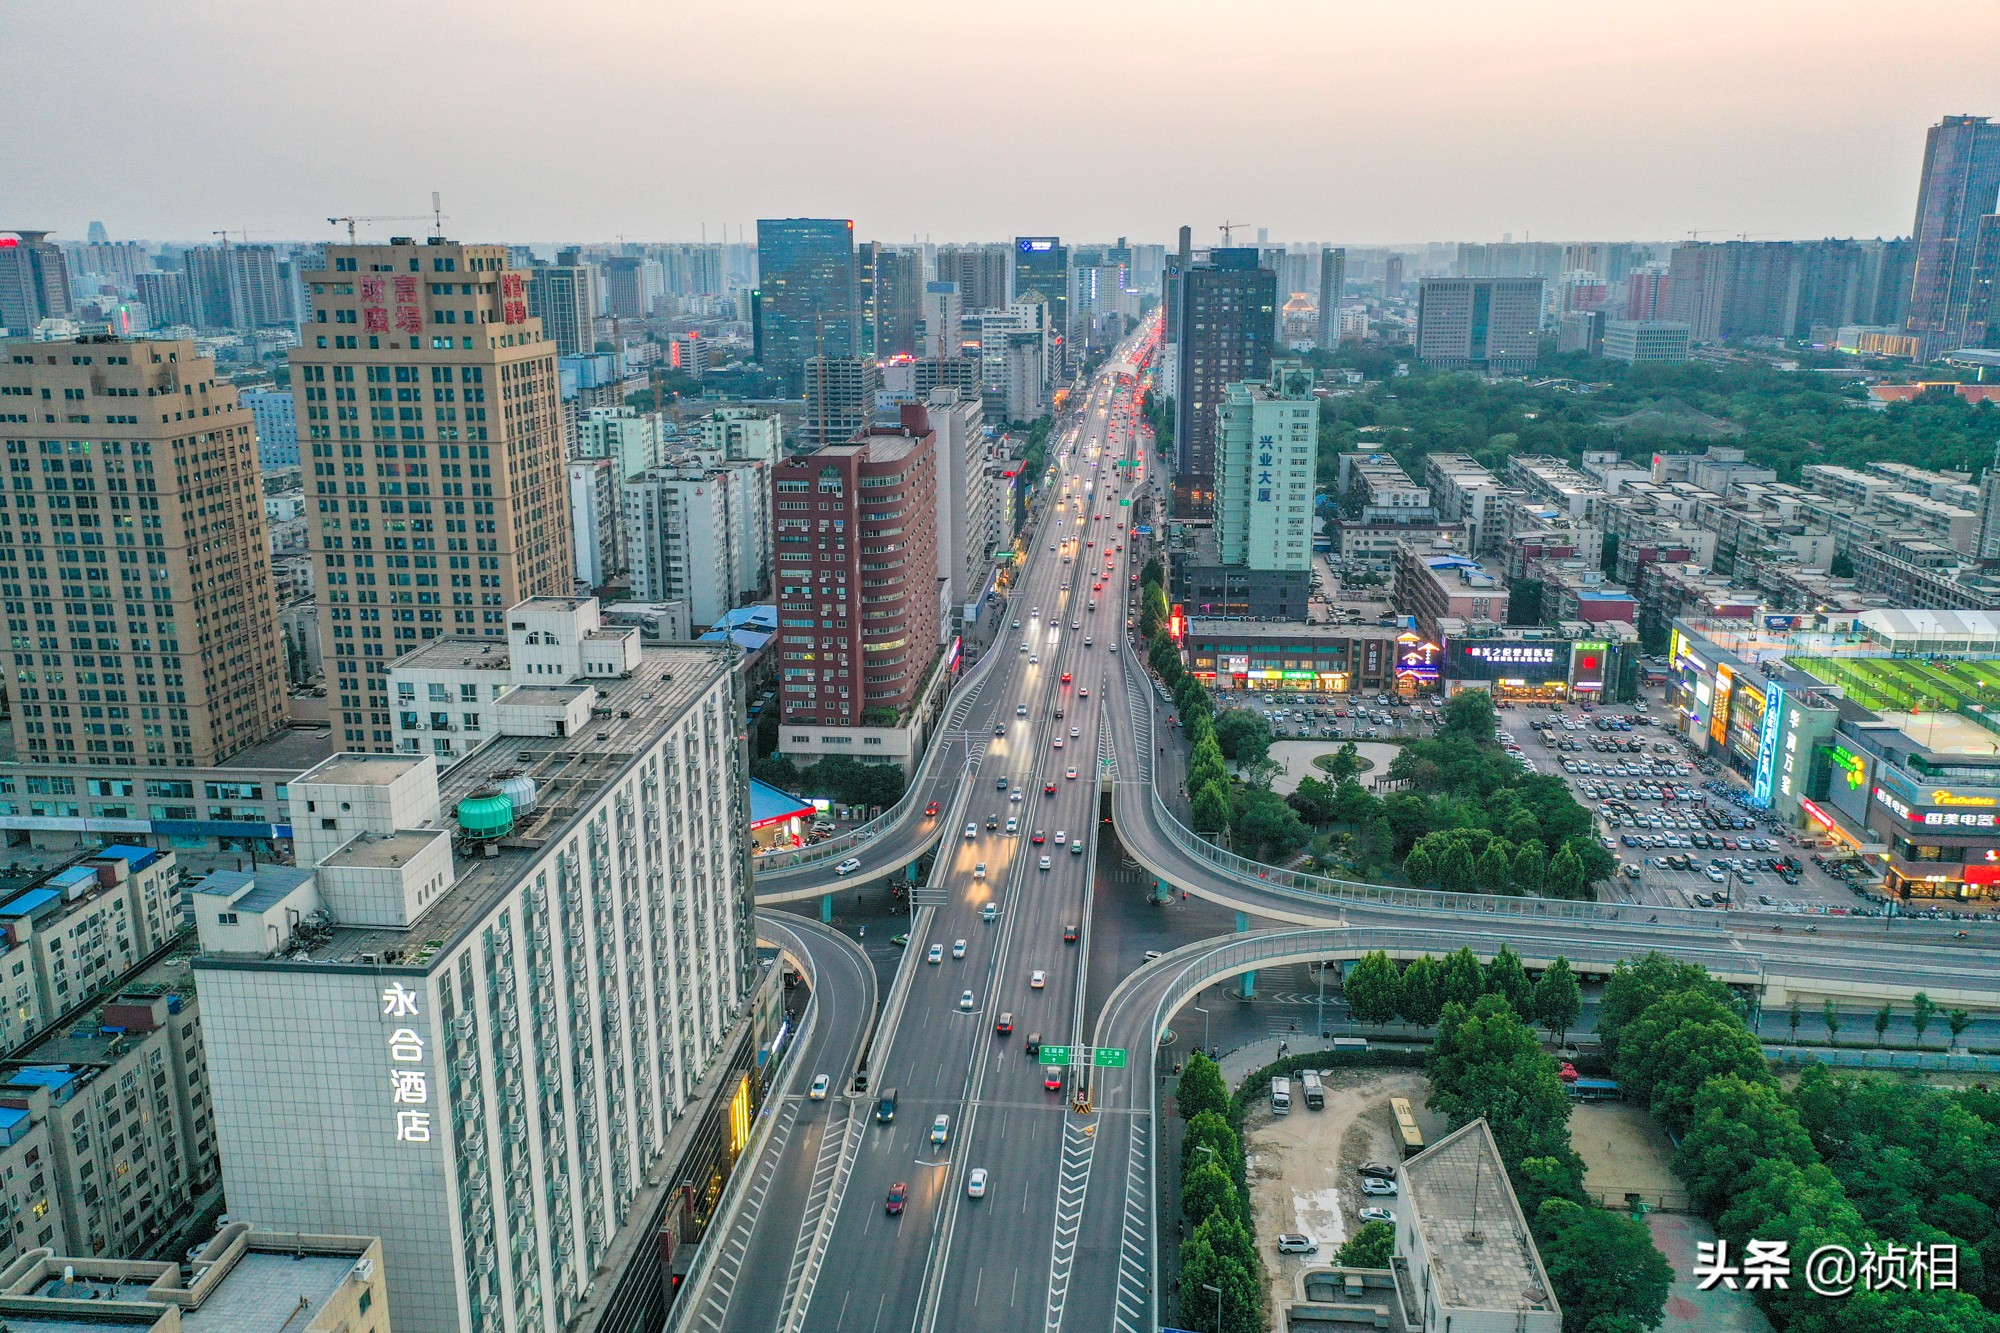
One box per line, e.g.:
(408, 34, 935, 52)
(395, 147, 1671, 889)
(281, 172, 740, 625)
(1202, 1281, 1223, 1332)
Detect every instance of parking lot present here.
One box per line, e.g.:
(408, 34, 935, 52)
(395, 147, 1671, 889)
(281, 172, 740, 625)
(1207, 690, 1436, 745)
(1499, 693, 1879, 914)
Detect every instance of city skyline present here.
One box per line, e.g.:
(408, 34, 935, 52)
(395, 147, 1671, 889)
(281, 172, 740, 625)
(7, 1, 1997, 245)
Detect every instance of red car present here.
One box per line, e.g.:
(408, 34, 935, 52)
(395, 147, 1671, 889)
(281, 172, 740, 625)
(924, 800, 940, 817)
(1032, 830, 1046, 844)
(1061, 672, 1072, 684)
(1044, 782, 1057, 795)
(886, 1182, 908, 1215)
(1045, 1067, 1064, 1091)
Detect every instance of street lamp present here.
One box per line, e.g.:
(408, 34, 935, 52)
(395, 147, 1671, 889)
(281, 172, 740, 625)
(1192, 1004, 1211, 1055)
(1202, 1281, 1223, 1332)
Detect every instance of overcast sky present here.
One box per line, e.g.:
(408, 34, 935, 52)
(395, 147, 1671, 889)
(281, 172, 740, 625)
(7, 0, 1996, 249)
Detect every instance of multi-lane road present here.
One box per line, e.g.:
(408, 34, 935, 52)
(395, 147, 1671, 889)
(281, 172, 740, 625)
(698, 321, 2000, 1333)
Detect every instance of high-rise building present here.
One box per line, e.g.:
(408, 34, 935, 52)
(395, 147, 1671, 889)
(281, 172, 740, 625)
(925, 387, 992, 617)
(1665, 243, 1729, 342)
(602, 256, 648, 319)
(659, 241, 725, 296)
(1172, 247, 1278, 516)
(921, 281, 963, 359)
(625, 458, 771, 628)
(754, 218, 858, 387)
(859, 244, 923, 358)
(179, 247, 235, 330)
(293, 239, 572, 752)
(192, 604, 758, 1333)
(526, 263, 596, 356)
(0, 231, 74, 333)
(700, 405, 782, 467)
(1415, 277, 1545, 372)
(803, 355, 881, 448)
(1455, 241, 1564, 279)
(1602, 320, 1692, 363)
(135, 270, 195, 328)
(567, 456, 624, 588)
(1215, 362, 1317, 573)
(1624, 264, 1670, 321)
(1012, 237, 1070, 379)
(934, 244, 1010, 312)
(772, 410, 941, 727)
(0, 337, 288, 766)
(1316, 247, 1347, 348)
(1906, 115, 2000, 359)
(64, 240, 150, 296)
(575, 404, 666, 478)
(1970, 213, 2000, 349)
(241, 384, 301, 468)
(1381, 254, 1405, 300)
(175, 244, 291, 330)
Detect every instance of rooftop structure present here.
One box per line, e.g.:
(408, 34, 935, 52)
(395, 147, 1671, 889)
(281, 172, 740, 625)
(0, 1225, 387, 1333)
(1393, 1119, 1560, 1333)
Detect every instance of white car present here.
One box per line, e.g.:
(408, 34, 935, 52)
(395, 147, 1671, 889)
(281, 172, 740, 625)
(1360, 1177, 1399, 1197)
(1066, 767, 1078, 779)
(1070, 726, 1080, 738)
(1276, 1233, 1319, 1255)
(1054, 831, 1068, 845)
(1017, 704, 1028, 716)
(966, 1167, 988, 1198)
(1030, 970, 1046, 989)
(973, 862, 986, 878)
(1052, 737, 1063, 748)
(927, 944, 943, 964)
(952, 939, 967, 959)
(834, 857, 862, 876)
(809, 1074, 830, 1101)
(1030, 655, 1039, 665)
(958, 991, 975, 1011)
(1039, 855, 1052, 870)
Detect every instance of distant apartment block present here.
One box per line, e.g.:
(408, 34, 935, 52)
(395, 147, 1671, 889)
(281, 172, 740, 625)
(1423, 453, 1513, 555)
(1602, 319, 1690, 363)
(1415, 277, 1544, 372)
(1394, 543, 1509, 642)
(803, 355, 880, 448)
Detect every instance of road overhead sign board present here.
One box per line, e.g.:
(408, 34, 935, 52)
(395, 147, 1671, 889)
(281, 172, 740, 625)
(1038, 1046, 1072, 1066)
(1092, 1047, 1128, 1068)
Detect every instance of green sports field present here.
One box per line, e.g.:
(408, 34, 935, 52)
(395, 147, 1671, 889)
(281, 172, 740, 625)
(1788, 655, 2000, 715)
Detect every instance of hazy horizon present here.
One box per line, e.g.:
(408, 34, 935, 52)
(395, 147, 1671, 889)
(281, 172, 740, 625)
(8, 0, 1996, 249)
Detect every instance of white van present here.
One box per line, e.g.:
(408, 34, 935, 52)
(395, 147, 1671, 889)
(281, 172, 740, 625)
(1301, 1070, 1325, 1111)
(1270, 1076, 1292, 1115)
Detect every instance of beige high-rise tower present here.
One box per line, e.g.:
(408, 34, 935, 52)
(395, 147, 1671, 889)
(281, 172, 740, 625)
(293, 238, 571, 750)
(0, 335, 286, 766)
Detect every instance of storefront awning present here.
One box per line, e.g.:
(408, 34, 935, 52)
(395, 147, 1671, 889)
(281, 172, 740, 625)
(748, 779, 816, 831)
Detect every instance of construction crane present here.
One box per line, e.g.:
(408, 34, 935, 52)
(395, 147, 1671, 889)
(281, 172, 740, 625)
(326, 212, 438, 243)
(1218, 220, 1252, 247)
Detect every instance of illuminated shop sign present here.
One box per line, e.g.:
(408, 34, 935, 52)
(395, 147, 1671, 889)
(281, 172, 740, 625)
(1931, 790, 1999, 808)
(1751, 682, 1784, 808)
(1876, 785, 2000, 827)
(1826, 745, 1867, 790)
(1463, 645, 1555, 663)
(1395, 639, 1441, 681)
(1573, 641, 1606, 689)
(1709, 665, 1733, 747)
(1799, 797, 1835, 830)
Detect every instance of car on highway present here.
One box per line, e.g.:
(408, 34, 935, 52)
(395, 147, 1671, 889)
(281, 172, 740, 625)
(1358, 1207, 1395, 1225)
(1070, 726, 1080, 738)
(1039, 856, 1052, 870)
(1054, 830, 1068, 844)
(1061, 671, 1072, 684)
(1079, 686, 1089, 696)
(959, 990, 975, 1010)
(834, 857, 862, 876)
(1044, 781, 1057, 794)
(927, 944, 943, 964)
(1031, 970, 1046, 988)
(995, 1011, 1013, 1034)
(952, 939, 967, 959)
(1360, 1177, 1399, 1197)
(1017, 704, 1028, 715)
(973, 862, 986, 878)
(886, 1182, 908, 1215)
(1064, 924, 1078, 942)
(924, 801, 940, 817)
(1276, 1234, 1319, 1255)
(931, 1114, 951, 1145)
(1052, 737, 1064, 749)
(1011, 790, 1023, 802)
(996, 720, 1008, 733)
(1031, 829, 1046, 844)
(966, 1168, 989, 1199)
(1044, 1066, 1064, 1091)
(1065, 767, 1078, 779)
(1005, 816, 1018, 833)
(1070, 838, 1084, 854)
(1071, 620, 1081, 630)
(809, 1074, 830, 1101)
(982, 903, 999, 922)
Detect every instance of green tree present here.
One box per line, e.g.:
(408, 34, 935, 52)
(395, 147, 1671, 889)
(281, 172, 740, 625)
(1332, 1220, 1394, 1269)
(1546, 843, 1586, 899)
(1598, 953, 1732, 1060)
(1512, 839, 1547, 894)
(1874, 1002, 1894, 1046)
(1212, 709, 1274, 764)
(1949, 1008, 1972, 1049)
(1326, 741, 1364, 781)
(1437, 947, 1485, 1010)
(1515, 1155, 1587, 1216)
(1233, 788, 1311, 860)
(1177, 1052, 1228, 1121)
(1398, 955, 1444, 1026)
(1188, 734, 1229, 792)
(1615, 988, 1773, 1135)
(1674, 1074, 1818, 1217)
(1287, 776, 1339, 826)
(1402, 843, 1436, 887)
(1532, 957, 1582, 1044)
(1912, 992, 1937, 1048)
(1330, 778, 1383, 826)
(1531, 1198, 1673, 1333)
(1192, 780, 1235, 834)
(1181, 1159, 1238, 1229)
(1345, 951, 1403, 1026)
(1823, 998, 1842, 1046)
(1476, 840, 1517, 894)
(1429, 995, 1578, 1169)
(1182, 1110, 1244, 1179)
(1787, 998, 1802, 1045)
(1438, 687, 1499, 742)
(1484, 944, 1532, 1014)
(1177, 1227, 1262, 1333)
(1239, 754, 1284, 791)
